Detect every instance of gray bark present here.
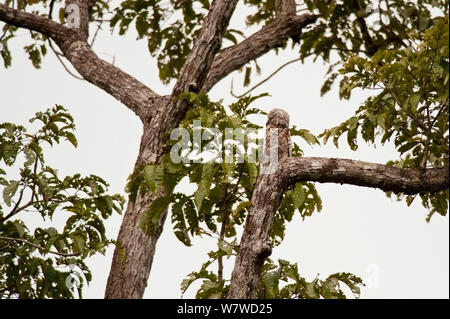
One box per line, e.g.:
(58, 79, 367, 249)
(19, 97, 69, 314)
(227, 113, 449, 299)
(1, 0, 447, 300)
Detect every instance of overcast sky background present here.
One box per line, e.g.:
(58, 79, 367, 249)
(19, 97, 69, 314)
(0, 2, 448, 299)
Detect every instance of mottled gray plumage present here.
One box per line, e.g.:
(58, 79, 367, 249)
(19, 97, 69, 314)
(265, 108, 292, 160)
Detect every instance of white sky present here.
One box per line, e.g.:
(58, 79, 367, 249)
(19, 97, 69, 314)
(0, 3, 448, 299)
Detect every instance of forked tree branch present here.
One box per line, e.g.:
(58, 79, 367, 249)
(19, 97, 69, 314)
(0, 3, 160, 121)
(203, 13, 317, 91)
(104, 0, 241, 299)
(228, 108, 449, 299)
(162, 0, 240, 126)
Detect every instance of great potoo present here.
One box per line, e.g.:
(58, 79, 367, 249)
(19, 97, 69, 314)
(265, 108, 292, 161)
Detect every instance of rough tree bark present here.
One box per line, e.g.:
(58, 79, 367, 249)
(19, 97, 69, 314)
(227, 108, 292, 299)
(227, 111, 449, 299)
(104, 0, 241, 298)
(1, 0, 448, 299)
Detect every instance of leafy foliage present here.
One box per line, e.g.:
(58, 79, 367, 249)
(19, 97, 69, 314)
(259, 259, 363, 299)
(0, 105, 123, 298)
(122, 92, 348, 298)
(181, 255, 364, 299)
(109, 0, 208, 83)
(297, 0, 449, 96)
(180, 253, 228, 299)
(127, 93, 322, 245)
(320, 16, 449, 220)
(1, 0, 446, 300)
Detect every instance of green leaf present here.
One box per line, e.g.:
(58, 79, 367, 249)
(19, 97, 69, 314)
(232, 201, 252, 218)
(3, 180, 20, 207)
(291, 127, 320, 145)
(408, 93, 421, 112)
(70, 234, 86, 254)
(143, 164, 156, 192)
(24, 147, 36, 167)
(292, 184, 305, 210)
(305, 280, 319, 298)
(194, 163, 214, 211)
(139, 196, 172, 234)
(244, 66, 251, 87)
(261, 270, 280, 298)
(64, 132, 78, 148)
(171, 195, 191, 246)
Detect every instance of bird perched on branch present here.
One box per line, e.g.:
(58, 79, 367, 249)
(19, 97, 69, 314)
(265, 108, 292, 161)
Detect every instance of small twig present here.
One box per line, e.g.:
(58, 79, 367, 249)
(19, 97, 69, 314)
(0, 24, 10, 43)
(0, 236, 80, 257)
(430, 98, 448, 128)
(422, 99, 449, 168)
(421, 132, 431, 169)
(217, 185, 228, 282)
(0, 185, 26, 223)
(0, 241, 11, 251)
(231, 58, 302, 98)
(48, 38, 85, 80)
(89, 23, 102, 47)
(48, 0, 56, 19)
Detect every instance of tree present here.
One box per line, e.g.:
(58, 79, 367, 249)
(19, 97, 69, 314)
(0, 105, 123, 298)
(0, 0, 448, 299)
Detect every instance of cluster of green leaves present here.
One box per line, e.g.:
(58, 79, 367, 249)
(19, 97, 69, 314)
(214, 0, 448, 93)
(259, 259, 363, 299)
(243, 0, 276, 26)
(181, 256, 364, 299)
(180, 246, 233, 299)
(0, 0, 46, 68)
(108, 0, 249, 84)
(128, 93, 263, 243)
(297, 0, 449, 96)
(0, 105, 123, 298)
(321, 16, 449, 220)
(109, 0, 203, 83)
(127, 92, 322, 244)
(124, 92, 342, 298)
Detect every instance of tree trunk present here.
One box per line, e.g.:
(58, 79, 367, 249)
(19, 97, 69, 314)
(227, 109, 291, 299)
(3, 1, 446, 300)
(104, 0, 240, 298)
(104, 120, 169, 298)
(227, 109, 449, 298)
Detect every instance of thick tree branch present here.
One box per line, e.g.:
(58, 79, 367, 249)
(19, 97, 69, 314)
(0, 3, 160, 121)
(203, 13, 318, 91)
(105, 0, 241, 299)
(0, 3, 68, 39)
(228, 109, 291, 299)
(172, 0, 239, 95)
(280, 157, 449, 195)
(228, 108, 448, 298)
(161, 0, 240, 126)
